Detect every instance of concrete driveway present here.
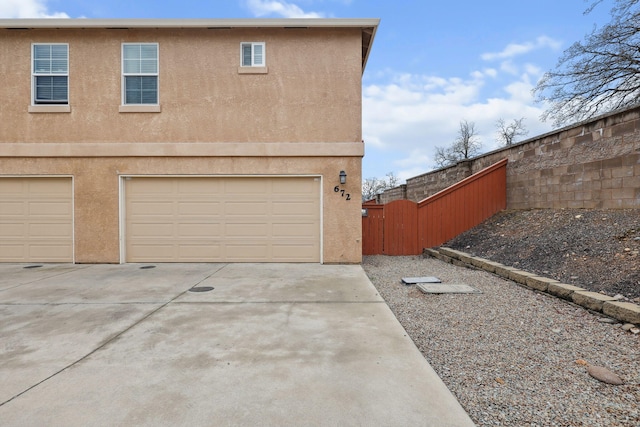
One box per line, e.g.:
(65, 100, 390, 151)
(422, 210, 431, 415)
(0, 263, 474, 426)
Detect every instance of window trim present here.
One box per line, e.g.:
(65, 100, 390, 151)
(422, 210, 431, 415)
(121, 42, 159, 107)
(29, 105, 71, 113)
(31, 43, 69, 106)
(240, 42, 265, 67)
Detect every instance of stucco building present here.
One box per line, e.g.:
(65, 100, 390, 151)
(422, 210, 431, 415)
(0, 18, 378, 264)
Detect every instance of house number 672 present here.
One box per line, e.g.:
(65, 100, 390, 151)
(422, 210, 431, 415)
(334, 186, 351, 201)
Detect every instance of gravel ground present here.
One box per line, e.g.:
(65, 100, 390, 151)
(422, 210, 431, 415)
(362, 255, 640, 427)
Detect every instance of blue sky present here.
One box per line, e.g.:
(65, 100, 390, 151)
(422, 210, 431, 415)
(1, 0, 615, 182)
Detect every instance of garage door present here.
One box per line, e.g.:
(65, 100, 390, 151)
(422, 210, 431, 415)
(0, 177, 73, 262)
(124, 177, 321, 262)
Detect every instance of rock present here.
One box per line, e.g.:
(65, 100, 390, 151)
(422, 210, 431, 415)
(612, 294, 625, 301)
(604, 301, 640, 324)
(597, 317, 617, 324)
(631, 327, 640, 335)
(621, 323, 635, 331)
(572, 291, 616, 311)
(587, 365, 624, 385)
(575, 359, 589, 366)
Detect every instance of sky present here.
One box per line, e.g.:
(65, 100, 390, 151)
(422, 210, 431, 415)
(1, 0, 616, 182)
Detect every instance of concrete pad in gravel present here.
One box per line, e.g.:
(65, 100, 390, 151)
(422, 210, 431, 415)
(401, 276, 442, 284)
(417, 283, 482, 294)
(0, 263, 475, 427)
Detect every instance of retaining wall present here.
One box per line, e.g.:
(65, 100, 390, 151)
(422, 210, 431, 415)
(378, 106, 640, 209)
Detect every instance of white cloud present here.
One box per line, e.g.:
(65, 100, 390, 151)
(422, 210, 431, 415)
(523, 63, 542, 76)
(503, 76, 534, 102)
(392, 150, 433, 182)
(481, 36, 561, 61)
(244, 0, 324, 18)
(499, 60, 519, 75)
(0, 0, 69, 18)
(471, 68, 498, 79)
(362, 67, 553, 180)
(394, 149, 431, 168)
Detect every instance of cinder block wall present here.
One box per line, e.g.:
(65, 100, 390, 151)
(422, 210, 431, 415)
(379, 106, 640, 209)
(378, 184, 407, 204)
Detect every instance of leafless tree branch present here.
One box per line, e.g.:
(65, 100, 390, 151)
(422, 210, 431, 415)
(534, 0, 640, 127)
(496, 118, 529, 146)
(434, 120, 482, 167)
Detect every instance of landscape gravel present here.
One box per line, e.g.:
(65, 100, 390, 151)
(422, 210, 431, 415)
(362, 255, 639, 427)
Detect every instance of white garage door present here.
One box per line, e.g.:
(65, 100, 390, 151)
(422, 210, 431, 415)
(124, 177, 321, 262)
(0, 177, 73, 262)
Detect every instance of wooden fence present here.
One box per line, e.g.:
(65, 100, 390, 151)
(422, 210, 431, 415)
(362, 159, 507, 255)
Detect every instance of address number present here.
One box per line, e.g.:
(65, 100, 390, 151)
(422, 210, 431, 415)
(334, 186, 351, 201)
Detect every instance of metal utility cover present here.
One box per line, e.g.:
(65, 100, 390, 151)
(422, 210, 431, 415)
(401, 276, 441, 284)
(416, 283, 482, 294)
(188, 286, 214, 293)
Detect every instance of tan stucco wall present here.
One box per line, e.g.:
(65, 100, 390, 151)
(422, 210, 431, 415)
(0, 25, 366, 263)
(0, 155, 363, 264)
(0, 27, 362, 143)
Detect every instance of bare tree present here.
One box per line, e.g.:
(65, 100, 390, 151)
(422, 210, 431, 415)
(433, 146, 458, 168)
(534, 0, 640, 127)
(434, 120, 481, 167)
(496, 117, 529, 146)
(361, 171, 399, 201)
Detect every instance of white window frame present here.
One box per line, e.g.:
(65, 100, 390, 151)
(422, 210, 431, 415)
(240, 42, 265, 67)
(121, 43, 159, 106)
(31, 43, 69, 105)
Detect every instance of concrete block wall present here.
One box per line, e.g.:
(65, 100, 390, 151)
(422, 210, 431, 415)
(403, 160, 473, 203)
(379, 106, 640, 209)
(378, 184, 407, 204)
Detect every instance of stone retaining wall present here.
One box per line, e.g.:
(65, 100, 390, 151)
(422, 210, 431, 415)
(378, 107, 640, 209)
(425, 247, 640, 327)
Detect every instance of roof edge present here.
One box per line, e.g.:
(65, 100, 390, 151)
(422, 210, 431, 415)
(0, 18, 380, 29)
(0, 18, 380, 73)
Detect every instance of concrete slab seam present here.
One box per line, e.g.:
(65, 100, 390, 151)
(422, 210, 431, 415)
(0, 264, 95, 293)
(0, 268, 221, 407)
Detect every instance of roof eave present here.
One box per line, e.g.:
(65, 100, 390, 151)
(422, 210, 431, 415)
(0, 18, 380, 73)
(0, 17, 379, 29)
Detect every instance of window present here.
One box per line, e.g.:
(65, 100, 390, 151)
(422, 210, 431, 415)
(32, 44, 68, 105)
(122, 43, 158, 105)
(241, 42, 265, 67)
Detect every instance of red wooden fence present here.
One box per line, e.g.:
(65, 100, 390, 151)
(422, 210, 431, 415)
(361, 203, 384, 255)
(362, 159, 507, 255)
